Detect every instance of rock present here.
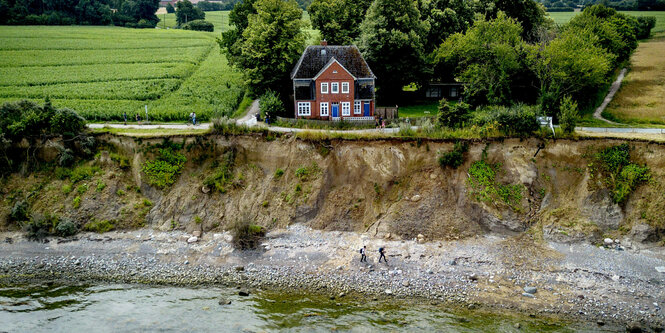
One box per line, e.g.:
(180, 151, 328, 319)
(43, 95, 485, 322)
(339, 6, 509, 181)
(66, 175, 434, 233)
(402, 280, 410, 287)
(449, 260, 457, 266)
(523, 287, 537, 294)
(218, 298, 232, 305)
(604, 238, 614, 246)
(201, 186, 211, 194)
(655, 266, 665, 273)
(417, 234, 425, 244)
(626, 322, 642, 333)
(235, 266, 245, 272)
(338, 292, 345, 298)
(187, 236, 198, 243)
(411, 195, 422, 202)
(582, 190, 623, 230)
(430, 174, 437, 179)
(468, 274, 478, 281)
(192, 231, 201, 238)
(384, 289, 392, 295)
(384, 233, 391, 240)
(238, 290, 250, 297)
(514, 323, 521, 329)
(427, 269, 434, 275)
(522, 293, 535, 298)
(631, 224, 657, 243)
(596, 320, 604, 326)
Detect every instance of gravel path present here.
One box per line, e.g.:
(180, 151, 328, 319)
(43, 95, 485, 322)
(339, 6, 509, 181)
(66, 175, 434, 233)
(594, 68, 627, 125)
(1, 226, 664, 329)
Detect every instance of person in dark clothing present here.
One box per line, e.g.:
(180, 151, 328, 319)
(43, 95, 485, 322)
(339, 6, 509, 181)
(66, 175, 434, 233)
(123, 111, 127, 125)
(378, 247, 387, 263)
(360, 246, 367, 263)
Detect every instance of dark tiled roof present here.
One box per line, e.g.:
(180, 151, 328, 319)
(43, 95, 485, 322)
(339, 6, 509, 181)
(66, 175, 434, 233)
(291, 45, 375, 79)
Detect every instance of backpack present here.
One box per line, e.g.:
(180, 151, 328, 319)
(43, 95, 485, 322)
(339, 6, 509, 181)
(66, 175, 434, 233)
(359, 248, 362, 254)
(379, 247, 384, 253)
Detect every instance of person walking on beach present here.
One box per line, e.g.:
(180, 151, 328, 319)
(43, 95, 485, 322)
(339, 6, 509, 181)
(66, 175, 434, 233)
(378, 247, 387, 263)
(360, 245, 367, 263)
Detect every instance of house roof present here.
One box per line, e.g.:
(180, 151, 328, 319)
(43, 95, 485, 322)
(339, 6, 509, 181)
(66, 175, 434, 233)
(291, 45, 375, 80)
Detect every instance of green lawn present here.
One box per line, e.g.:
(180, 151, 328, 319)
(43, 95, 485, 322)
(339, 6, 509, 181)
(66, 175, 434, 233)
(548, 11, 665, 33)
(0, 25, 243, 122)
(396, 101, 439, 118)
(157, 10, 231, 32)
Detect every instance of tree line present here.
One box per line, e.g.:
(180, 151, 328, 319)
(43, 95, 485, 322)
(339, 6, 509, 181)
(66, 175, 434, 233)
(0, 0, 160, 27)
(538, 0, 665, 12)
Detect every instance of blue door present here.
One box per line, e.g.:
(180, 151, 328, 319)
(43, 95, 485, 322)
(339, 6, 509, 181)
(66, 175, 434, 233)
(363, 102, 370, 116)
(332, 103, 339, 117)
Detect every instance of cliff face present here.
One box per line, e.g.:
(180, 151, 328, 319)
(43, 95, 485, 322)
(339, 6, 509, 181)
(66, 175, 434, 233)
(2, 133, 664, 244)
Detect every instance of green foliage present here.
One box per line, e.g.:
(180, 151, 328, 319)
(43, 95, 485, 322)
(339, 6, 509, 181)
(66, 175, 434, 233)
(183, 19, 214, 32)
(467, 159, 523, 210)
(438, 141, 469, 169)
(96, 181, 106, 192)
(77, 184, 88, 195)
(203, 150, 236, 193)
(473, 104, 540, 137)
(176, 0, 205, 26)
(358, 0, 427, 102)
(24, 214, 59, 240)
(592, 143, 650, 204)
(421, 0, 475, 53)
(166, 3, 175, 13)
(55, 167, 72, 180)
(436, 98, 470, 128)
(142, 145, 187, 188)
(294, 163, 320, 181)
(110, 153, 130, 169)
(9, 200, 29, 222)
(307, 0, 372, 45)
(274, 168, 285, 179)
(635, 16, 656, 39)
(397, 122, 416, 137)
(69, 165, 100, 183)
(116, 189, 126, 196)
(83, 220, 115, 233)
(62, 183, 72, 194)
(259, 90, 285, 117)
(55, 218, 78, 237)
(558, 95, 578, 134)
(194, 216, 202, 224)
(229, 216, 265, 250)
(73, 196, 81, 208)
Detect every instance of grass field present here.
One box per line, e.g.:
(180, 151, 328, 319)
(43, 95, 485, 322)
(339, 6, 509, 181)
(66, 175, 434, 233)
(0, 22, 245, 122)
(548, 11, 665, 33)
(157, 11, 231, 32)
(604, 33, 665, 125)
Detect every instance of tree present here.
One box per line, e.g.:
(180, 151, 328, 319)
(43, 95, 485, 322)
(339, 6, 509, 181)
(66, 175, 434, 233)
(183, 19, 214, 31)
(120, 0, 160, 24)
(237, 0, 305, 98)
(358, 0, 428, 103)
(421, 0, 475, 54)
(307, 0, 372, 45)
(475, 0, 550, 42)
(218, 0, 257, 67)
(436, 99, 470, 128)
(175, 0, 204, 26)
(558, 95, 578, 133)
(166, 2, 174, 13)
(435, 13, 528, 106)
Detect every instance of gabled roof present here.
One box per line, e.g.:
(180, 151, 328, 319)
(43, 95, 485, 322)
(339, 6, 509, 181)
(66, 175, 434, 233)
(312, 58, 356, 80)
(291, 45, 376, 80)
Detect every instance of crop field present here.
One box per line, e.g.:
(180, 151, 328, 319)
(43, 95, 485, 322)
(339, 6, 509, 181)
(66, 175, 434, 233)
(0, 22, 245, 122)
(548, 11, 665, 33)
(604, 33, 665, 125)
(157, 11, 231, 32)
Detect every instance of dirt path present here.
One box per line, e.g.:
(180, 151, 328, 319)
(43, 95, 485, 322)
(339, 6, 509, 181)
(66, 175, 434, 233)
(237, 99, 260, 126)
(594, 68, 627, 125)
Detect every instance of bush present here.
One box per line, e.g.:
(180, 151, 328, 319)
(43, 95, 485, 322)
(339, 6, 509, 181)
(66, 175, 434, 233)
(593, 143, 650, 204)
(274, 168, 284, 179)
(136, 19, 157, 29)
(397, 122, 416, 136)
(50, 108, 86, 135)
(24, 214, 55, 240)
(437, 99, 470, 129)
(474, 104, 540, 137)
(229, 217, 265, 250)
(110, 153, 130, 169)
(636, 16, 656, 39)
(259, 90, 285, 118)
(73, 196, 81, 208)
(559, 95, 578, 134)
(438, 141, 469, 169)
(55, 218, 78, 237)
(142, 146, 187, 188)
(70, 165, 100, 183)
(83, 220, 115, 233)
(203, 150, 235, 193)
(182, 19, 214, 32)
(9, 200, 29, 222)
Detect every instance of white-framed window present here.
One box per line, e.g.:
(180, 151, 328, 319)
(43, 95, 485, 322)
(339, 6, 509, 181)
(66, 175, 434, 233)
(341, 102, 350, 116)
(297, 102, 311, 116)
(342, 82, 349, 94)
(331, 82, 339, 94)
(320, 102, 329, 116)
(321, 82, 328, 94)
(354, 101, 361, 114)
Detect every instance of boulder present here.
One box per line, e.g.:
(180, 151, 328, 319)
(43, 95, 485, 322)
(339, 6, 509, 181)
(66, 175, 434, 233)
(384, 289, 392, 295)
(235, 266, 245, 272)
(417, 234, 425, 244)
(218, 298, 232, 305)
(523, 286, 537, 294)
(238, 290, 250, 297)
(630, 224, 657, 243)
(187, 236, 198, 243)
(192, 231, 201, 238)
(411, 195, 422, 202)
(603, 238, 614, 246)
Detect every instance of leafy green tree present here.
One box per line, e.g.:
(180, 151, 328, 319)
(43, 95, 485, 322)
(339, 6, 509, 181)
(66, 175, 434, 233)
(558, 95, 578, 133)
(436, 98, 470, 128)
(166, 2, 174, 13)
(259, 90, 285, 117)
(120, 0, 160, 25)
(475, 0, 549, 42)
(421, 0, 475, 53)
(175, 0, 204, 26)
(218, 0, 257, 67)
(435, 13, 527, 106)
(358, 0, 428, 103)
(238, 0, 305, 97)
(307, 0, 372, 45)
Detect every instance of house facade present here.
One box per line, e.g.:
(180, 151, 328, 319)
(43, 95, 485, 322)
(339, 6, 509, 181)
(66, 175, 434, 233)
(291, 42, 376, 121)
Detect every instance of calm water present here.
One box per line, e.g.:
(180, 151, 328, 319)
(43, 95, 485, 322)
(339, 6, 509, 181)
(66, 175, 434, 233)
(0, 283, 604, 332)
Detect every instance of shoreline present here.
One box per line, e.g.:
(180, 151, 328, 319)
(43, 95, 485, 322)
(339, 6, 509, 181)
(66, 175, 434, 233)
(1, 225, 664, 330)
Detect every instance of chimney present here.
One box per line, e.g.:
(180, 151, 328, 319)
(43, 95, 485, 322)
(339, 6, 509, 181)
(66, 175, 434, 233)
(320, 39, 327, 46)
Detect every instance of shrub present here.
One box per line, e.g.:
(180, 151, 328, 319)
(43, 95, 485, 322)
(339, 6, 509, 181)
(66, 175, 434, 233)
(77, 184, 88, 195)
(70, 165, 100, 183)
(142, 146, 187, 188)
(203, 150, 235, 193)
(55, 218, 78, 237)
(110, 153, 130, 169)
(259, 90, 285, 117)
(438, 141, 469, 169)
(50, 108, 86, 135)
(467, 159, 523, 210)
(558, 96, 578, 134)
(229, 216, 265, 250)
(55, 167, 72, 180)
(83, 220, 115, 233)
(636, 16, 656, 39)
(397, 122, 415, 137)
(294, 163, 320, 181)
(58, 148, 75, 167)
(182, 19, 214, 32)
(9, 200, 29, 222)
(474, 104, 540, 137)
(24, 214, 55, 240)
(592, 143, 650, 204)
(73, 196, 81, 208)
(62, 183, 73, 194)
(274, 168, 284, 179)
(96, 181, 106, 192)
(437, 99, 470, 129)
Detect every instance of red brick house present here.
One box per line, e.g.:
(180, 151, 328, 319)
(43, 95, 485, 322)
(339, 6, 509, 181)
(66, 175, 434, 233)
(290, 42, 376, 120)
